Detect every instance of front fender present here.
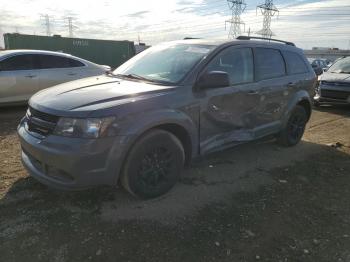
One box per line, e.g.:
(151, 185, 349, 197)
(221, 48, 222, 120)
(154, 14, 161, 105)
(117, 108, 199, 156)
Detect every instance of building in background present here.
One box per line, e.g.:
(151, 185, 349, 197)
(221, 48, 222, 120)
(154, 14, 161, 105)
(3, 33, 136, 69)
(304, 48, 350, 62)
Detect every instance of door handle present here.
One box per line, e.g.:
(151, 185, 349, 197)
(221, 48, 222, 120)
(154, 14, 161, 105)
(25, 74, 36, 78)
(287, 82, 297, 87)
(67, 72, 77, 76)
(247, 90, 258, 95)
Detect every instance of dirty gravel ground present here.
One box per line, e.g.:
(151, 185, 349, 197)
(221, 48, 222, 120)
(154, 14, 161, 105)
(0, 105, 349, 262)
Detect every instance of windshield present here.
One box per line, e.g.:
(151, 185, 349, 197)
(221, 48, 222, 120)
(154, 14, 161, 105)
(113, 43, 215, 84)
(328, 57, 350, 73)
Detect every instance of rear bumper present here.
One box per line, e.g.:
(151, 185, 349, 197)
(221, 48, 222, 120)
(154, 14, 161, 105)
(18, 120, 132, 190)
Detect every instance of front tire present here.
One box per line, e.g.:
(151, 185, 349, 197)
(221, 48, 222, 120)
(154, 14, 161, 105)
(121, 129, 185, 199)
(277, 105, 308, 147)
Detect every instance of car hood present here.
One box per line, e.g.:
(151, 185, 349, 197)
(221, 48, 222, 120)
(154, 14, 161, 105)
(321, 72, 350, 82)
(29, 74, 176, 116)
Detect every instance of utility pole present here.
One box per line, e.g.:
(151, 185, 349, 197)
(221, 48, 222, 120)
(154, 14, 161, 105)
(40, 14, 52, 36)
(256, 0, 278, 39)
(225, 0, 246, 39)
(65, 16, 78, 38)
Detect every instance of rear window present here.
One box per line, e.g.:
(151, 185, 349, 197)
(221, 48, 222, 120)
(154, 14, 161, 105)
(38, 55, 85, 69)
(69, 58, 85, 68)
(0, 54, 39, 71)
(283, 51, 309, 75)
(254, 48, 286, 81)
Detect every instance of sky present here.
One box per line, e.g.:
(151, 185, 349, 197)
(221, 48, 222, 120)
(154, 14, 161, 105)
(0, 0, 349, 49)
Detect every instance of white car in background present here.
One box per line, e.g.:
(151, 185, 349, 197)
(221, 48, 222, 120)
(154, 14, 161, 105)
(0, 50, 111, 106)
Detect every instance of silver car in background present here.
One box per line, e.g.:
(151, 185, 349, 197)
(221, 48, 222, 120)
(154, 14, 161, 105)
(314, 56, 350, 106)
(0, 50, 110, 106)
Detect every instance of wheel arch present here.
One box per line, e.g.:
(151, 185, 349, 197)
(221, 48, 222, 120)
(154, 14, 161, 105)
(297, 99, 312, 121)
(114, 109, 199, 184)
(150, 123, 193, 166)
(282, 90, 312, 127)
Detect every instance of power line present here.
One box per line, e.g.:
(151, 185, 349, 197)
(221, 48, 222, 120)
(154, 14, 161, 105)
(114, 3, 350, 37)
(225, 0, 246, 38)
(10, 2, 349, 47)
(40, 14, 52, 36)
(256, 0, 279, 38)
(65, 16, 78, 38)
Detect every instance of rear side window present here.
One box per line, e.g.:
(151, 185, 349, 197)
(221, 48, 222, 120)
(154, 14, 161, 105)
(69, 58, 85, 67)
(206, 47, 254, 85)
(283, 51, 309, 74)
(0, 55, 39, 71)
(38, 55, 85, 69)
(254, 48, 286, 81)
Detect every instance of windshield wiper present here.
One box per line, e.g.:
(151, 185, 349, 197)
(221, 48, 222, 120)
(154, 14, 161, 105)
(115, 73, 173, 85)
(115, 73, 153, 81)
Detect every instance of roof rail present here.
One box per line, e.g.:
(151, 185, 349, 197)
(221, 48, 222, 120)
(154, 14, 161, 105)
(236, 36, 295, 46)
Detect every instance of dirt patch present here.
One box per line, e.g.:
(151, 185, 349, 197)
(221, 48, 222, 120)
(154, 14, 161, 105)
(0, 107, 27, 198)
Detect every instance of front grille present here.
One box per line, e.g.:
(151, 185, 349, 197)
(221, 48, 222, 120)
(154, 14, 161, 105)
(322, 81, 350, 88)
(26, 107, 59, 136)
(29, 107, 59, 123)
(321, 89, 350, 100)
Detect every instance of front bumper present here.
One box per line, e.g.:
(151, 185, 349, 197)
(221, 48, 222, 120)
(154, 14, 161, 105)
(314, 86, 350, 105)
(314, 94, 350, 105)
(18, 120, 131, 190)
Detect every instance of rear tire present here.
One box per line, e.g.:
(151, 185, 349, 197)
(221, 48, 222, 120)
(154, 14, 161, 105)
(121, 129, 185, 199)
(277, 105, 307, 147)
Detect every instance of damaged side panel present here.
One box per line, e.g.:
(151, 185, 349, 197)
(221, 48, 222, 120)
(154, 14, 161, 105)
(199, 83, 262, 155)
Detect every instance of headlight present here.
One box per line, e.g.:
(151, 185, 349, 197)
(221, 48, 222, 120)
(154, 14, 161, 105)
(53, 117, 116, 138)
(315, 83, 320, 94)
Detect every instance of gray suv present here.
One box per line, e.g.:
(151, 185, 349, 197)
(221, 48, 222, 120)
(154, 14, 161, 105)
(18, 36, 316, 198)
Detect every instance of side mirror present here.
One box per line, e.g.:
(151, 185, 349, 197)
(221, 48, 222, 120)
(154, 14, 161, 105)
(314, 67, 323, 76)
(196, 71, 230, 89)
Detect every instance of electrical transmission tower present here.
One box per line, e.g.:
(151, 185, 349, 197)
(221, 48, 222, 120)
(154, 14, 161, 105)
(40, 14, 52, 36)
(225, 0, 246, 39)
(65, 16, 78, 38)
(256, 0, 279, 39)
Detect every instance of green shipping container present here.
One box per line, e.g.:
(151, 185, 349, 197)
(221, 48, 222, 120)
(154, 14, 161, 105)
(4, 33, 135, 69)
